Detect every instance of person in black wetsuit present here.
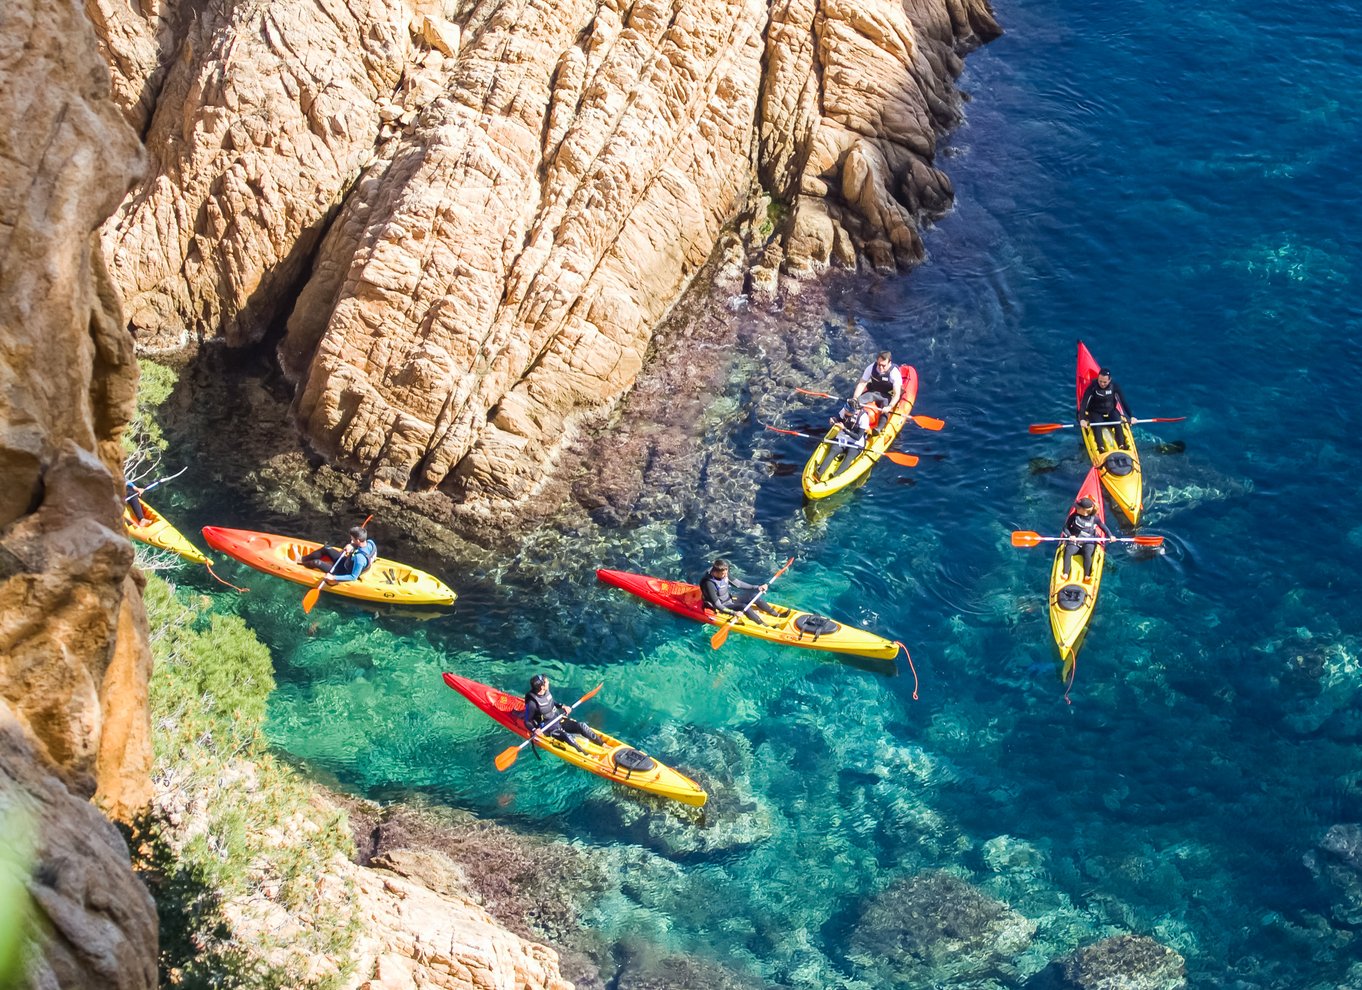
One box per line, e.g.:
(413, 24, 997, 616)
(523, 674, 604, 755)
(1060, 496, 1112, 581)
(1079, 367, 1132, 453)
(699, 558, 785, 627)
(851, 351, 903, 411)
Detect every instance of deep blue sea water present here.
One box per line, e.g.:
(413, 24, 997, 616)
(162, 0, 1362, 985)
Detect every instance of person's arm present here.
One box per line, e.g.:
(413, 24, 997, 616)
(728, 576, 757, 591)
(888, 366, 903, 407)
(852, 363, 873, 401)
(324, 548, 360, 582)
(523, 697, 536, 734)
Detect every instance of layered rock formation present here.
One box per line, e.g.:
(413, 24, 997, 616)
(93, 0, 999, 513)
(1, 0, 157, 984)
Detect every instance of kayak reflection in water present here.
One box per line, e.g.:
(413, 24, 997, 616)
(699, 558, 787, 627)
(524, 674, 603, 755)
(1060, 497, 1111, 580)
(300, 525, 377, 584)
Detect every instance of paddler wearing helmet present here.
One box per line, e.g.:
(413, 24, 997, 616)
(1060, 496, 1112, 581)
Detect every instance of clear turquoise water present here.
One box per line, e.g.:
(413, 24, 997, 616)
(165, 0, 1362, 984)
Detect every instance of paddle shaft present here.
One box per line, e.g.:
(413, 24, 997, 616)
(124, 466, 188, 501)
(1030, 416, 1185, 434)
(302, 513, 374, 613)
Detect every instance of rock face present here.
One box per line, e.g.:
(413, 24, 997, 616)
(1051, 935, 1187, 990)
(342, 849, 573, 990)
(93, 0, 1000, 510)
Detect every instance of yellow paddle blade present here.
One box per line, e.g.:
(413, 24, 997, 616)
(494, 744, 523, 772)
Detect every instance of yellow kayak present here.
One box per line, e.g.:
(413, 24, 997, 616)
(443, 674, 708, 807)
(1048, 467, 1107, 676)
(201, 526, 456, 607)
(1077, 342, 1142, 526)
(124, 499, 211, 566)
(802, 365, 920, 500)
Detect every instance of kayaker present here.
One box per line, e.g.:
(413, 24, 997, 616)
(124, 481, 151, 526)
(1059, 497, 1111, 581)
(301, 526, 377, 584)
(699, 558, 786, 627)
(523, 674, 604, 755)
(1079, 367, 1132, 452)
(851, 351, 903, 411)
(829, 399, 872, 448)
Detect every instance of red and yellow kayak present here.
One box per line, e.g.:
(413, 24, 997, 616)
(1077, 341, 1142, 526)
(125, 499, 212, 566)
(202, 526, 456, 607)
(802, 365, 921, 500)
(595, 568, 900, 662)
(442, 673, 707, 807)
(1048, 466, 1107, 675)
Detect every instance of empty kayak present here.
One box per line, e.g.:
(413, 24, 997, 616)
(1077, 341, 1142, 526)
(802, 365, 920, 500)
(442, 673, 707, 807)
(1048, 466, 1107, 675)
(125, 499, 211, 566)
(595, 568, 900, 662)
(202, 526, 456, 607)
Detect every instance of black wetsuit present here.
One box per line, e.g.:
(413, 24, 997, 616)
(523, 687, 602, 753)
(699, 570, 783, 624)
(1079, 379, 1133, 452)
(125, 482, 147, 523)
(1060, 510, 1112, 580)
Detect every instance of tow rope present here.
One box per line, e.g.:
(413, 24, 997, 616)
(894, 642, 918, 700)
(204, 561, 249, 593)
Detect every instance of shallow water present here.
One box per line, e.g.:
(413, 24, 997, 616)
(158, 0, 1362, 984)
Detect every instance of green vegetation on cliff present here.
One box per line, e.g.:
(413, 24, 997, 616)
(133, 575, 359, 989)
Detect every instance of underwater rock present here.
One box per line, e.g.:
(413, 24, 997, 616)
(1040, 934, 1187, 990)
(1305, 823, 1362, 927)
(848, 870, 1037, 984)
(611, 937, 773, 990)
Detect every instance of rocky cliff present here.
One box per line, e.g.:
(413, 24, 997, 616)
(93, 0, 999, 515)
(1, 0, 157, 984)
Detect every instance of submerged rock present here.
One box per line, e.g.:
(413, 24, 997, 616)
(1030, 934, 1187, 990)
(1305, 823, 1362, 927)
(848, 870, 1036, 984)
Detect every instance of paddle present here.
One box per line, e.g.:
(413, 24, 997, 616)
(124, 466, 188, 501)
(1028, 417, 1186, 435)
(710, 557, 795, 649)
(494, 682, 604, 771)
(762, 424, 919, 467)
(792, 388, 946, 431)
(301, 514, 373, 614)
(1010, 531, 1165, 548)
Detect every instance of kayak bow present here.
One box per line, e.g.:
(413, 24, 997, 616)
(125, 499, 212, 566)
(1077, 342, 1143, 526)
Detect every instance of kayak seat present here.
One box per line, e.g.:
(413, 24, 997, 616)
(1103, 451, 1135, 477)
(1056, 584, 1088, 611)
(613, 748, 656, 776)
(793, 614, 841, 637)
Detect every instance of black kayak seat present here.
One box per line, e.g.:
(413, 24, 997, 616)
(1056, 584, 1088, 611)
(1103, 451, 1135, 477)
(794, 613, 841, 637)
(613, 748, 656, 775)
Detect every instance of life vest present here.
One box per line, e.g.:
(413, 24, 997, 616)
(700, 572, 732, 609)
(353, 539, 377, 574)
(1066, 511, 1102, 539)
(864, 362, 898, 398)
(1084, 382, 1121, 419)
(523, 689, 558, 729)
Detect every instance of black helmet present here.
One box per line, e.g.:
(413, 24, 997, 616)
(1097, 367, 1112, 377)
(530, 674, 548, 692)
(1076, 497, 1096, 513)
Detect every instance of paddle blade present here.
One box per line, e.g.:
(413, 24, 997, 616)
(795, 387, 837, 400)
(1145, 416, 1187, 424)
(910, 415, 946, 431)
(885, 452, 919, 467)
(763, 423, 806, 438)
(1028, 423, 1067, 435)
(577, 682, 604, 705)
(1011, 531, 1044, 547)
(494, 745, 522, 772)
(302, 586, 323, 614)
(1132, 535, 1165, 547)
(710, 623, 733, 650)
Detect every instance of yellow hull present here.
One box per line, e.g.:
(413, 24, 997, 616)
(802, 365, 920, 500)
(124, 499, 211, 566)
(1080, 424, 1143, 527)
